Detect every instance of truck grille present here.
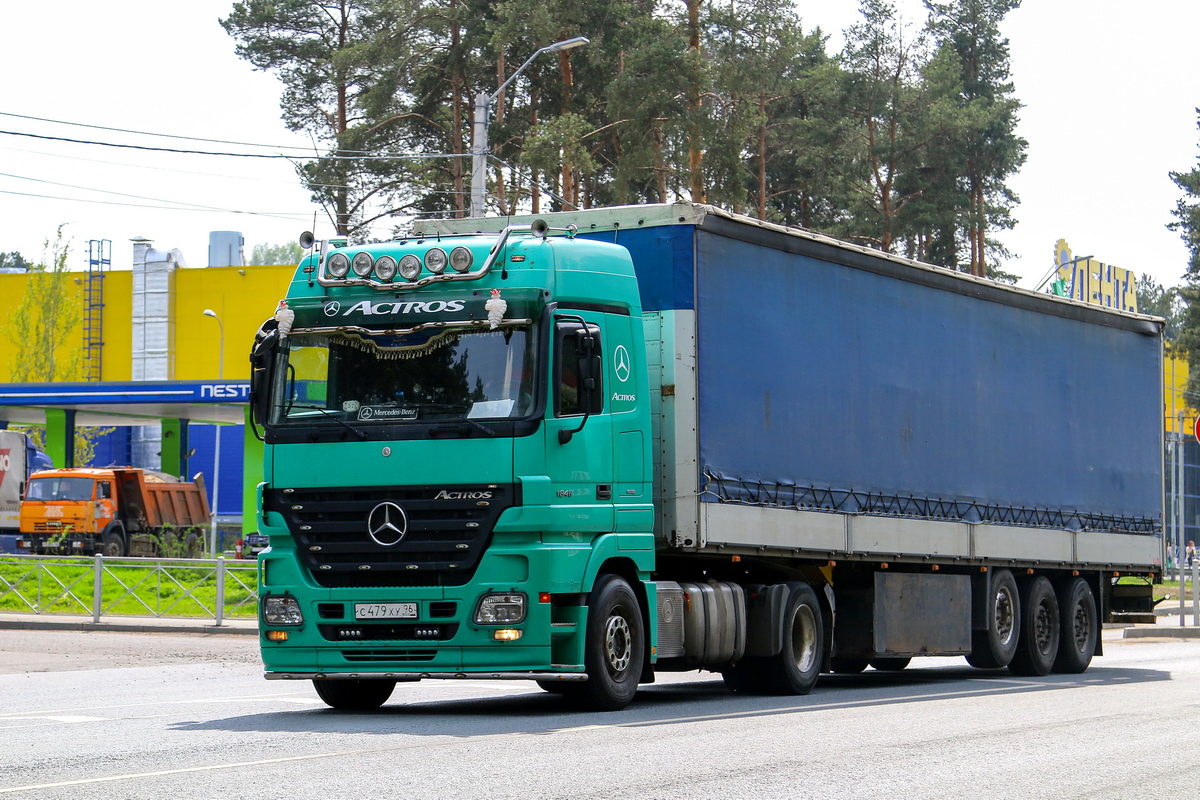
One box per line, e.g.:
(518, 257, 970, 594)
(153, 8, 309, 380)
(265, 484, 517, 588)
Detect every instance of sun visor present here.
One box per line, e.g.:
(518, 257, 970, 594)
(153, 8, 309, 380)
(286, 287, 546, 331)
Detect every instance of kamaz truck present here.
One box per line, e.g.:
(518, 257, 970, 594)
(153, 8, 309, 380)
(251, 203, 1163, 711)
(17, 467, 211, 557)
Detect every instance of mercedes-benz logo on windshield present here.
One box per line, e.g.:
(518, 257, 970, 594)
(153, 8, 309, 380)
(367, 502, 408, 547)
(323, 301, 341, 316)
(614, 345, 631, 383)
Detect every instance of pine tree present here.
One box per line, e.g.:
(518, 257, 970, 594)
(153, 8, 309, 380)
(924, 0, 1026, 276)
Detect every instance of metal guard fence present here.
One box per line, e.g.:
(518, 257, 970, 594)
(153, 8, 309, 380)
(0, 554, 258, 626)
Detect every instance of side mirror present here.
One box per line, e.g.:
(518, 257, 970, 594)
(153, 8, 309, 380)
(575, 328, 600, 402)
(249, 330, 278, 427)
(558, 324, 602, 445)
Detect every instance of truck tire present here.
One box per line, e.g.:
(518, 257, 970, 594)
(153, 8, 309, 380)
(1052, 577, 1097, 674)
(313, 678, 396, 710)
(830, 657, 869, 674)
(102, 531, 126, 558)
(870, 657, 911, 671)
(966, 568, 1020, 669)
(1009, 576, 1060, 676)
(579, 574, 645, 711)
(761, 583, 823, 695)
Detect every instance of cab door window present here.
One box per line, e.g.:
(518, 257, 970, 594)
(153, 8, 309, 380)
(555, 320, 603, 417)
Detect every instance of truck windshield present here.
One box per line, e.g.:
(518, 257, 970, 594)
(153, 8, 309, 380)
(271, 325, 537, 426)
(25, 477, 95, 501)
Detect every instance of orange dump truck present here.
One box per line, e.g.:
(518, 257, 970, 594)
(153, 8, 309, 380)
(16, 468, 211, 557)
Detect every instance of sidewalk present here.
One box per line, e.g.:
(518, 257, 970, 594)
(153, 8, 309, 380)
(0, 612, 258, 636)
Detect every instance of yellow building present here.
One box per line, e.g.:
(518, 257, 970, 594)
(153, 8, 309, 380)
(0, 260, 293, 382)
(0, 243, 297, 541)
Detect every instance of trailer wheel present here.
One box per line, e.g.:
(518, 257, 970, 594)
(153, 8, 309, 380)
(1009, 576, 1060, 676)
(870, 657, 911, 671)
(966, 568, 1020, 669)
(579, 575, 644, 711)
(313, 678, 395, 710)
(102, 530, 126, 558)
(762, 583, 823, 695)
(1052, 577, 1097, 674)
(830, 657, 869, 674)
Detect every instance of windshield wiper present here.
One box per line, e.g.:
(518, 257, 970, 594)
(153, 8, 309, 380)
(288, 404, 368, 440)
(416, 402, 497, 437)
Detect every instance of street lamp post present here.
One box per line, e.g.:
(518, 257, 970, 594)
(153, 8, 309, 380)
(469, 36, 589, 218)
(203, 309, 224, 557)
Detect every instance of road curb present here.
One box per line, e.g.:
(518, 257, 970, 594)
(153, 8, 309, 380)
(1122, 625, 1200, 640)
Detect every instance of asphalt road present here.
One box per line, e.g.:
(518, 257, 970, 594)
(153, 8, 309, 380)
(2, 629, 1199, 799)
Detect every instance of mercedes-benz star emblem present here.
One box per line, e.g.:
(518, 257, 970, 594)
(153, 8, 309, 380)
(614, 345, 631, 383)
(367, 502, 408, 547)
(323, 301, 341, 317)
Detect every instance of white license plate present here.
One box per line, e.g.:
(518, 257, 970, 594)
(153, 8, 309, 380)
(354, 602, 417, 620)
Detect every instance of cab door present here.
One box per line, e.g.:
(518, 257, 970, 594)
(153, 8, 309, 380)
(542, 314, 614, 532)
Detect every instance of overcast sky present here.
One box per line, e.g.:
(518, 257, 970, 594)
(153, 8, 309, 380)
(1, 1, 1197, 291)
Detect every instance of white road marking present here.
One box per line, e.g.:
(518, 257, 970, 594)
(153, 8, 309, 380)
(0, 715, 105, 723)
(0, 747, 423, 794)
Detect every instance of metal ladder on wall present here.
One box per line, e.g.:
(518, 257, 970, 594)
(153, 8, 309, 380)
(83, 239, 111, 382)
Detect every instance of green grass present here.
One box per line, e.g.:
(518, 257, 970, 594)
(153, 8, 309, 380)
(0, 557, 258, 619)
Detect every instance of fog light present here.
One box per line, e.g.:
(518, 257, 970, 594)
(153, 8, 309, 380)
(493, 629, 523, 641)
(262, 594, 305, 626)
(265, 630, 289, 642)
(327, 252, 351, 278)
(475, 593, 527, 624)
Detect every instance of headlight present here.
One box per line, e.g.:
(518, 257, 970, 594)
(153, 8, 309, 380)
(262, 594, 305, 626)
(398, 254, 422, 280)
(374, 255, 397, 281)
(449, 246, 473, 273)
(474, 593, 527, 624)
(425, 248, 448, 274)
(351, 252, 374, 277)
(327, 252, 350, 278)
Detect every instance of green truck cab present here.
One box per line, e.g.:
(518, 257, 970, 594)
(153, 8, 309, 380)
(252, 222, 654, 710)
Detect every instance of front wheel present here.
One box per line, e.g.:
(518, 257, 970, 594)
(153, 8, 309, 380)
(580, 575, 645, 711)
(313, 678, 396, 710)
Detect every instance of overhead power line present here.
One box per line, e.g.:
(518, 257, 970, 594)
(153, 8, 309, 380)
(0, 144, 350, 190)
(0, 109, 324, 153)
(0, 127, 472, 162)
(0, 169, 302, 215)
(0, 188, 310, 221)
